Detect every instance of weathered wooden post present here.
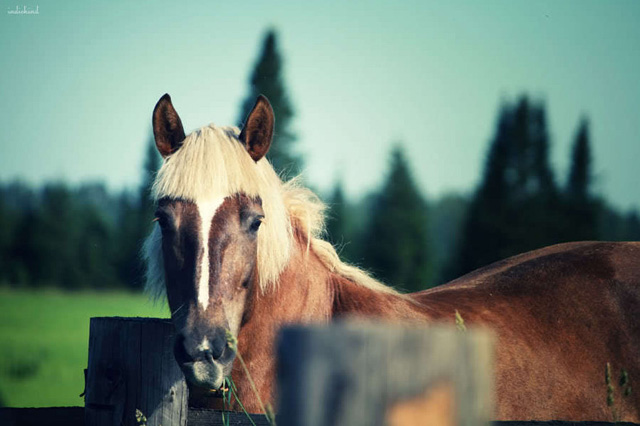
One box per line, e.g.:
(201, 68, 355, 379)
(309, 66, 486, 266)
(277, 322, 494, 426)
(84, 317, 188, 426)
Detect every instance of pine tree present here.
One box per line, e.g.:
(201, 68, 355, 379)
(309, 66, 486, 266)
(361, 146, 432, 292)
(449, 96, 562, 279)
(564, 118, 599, 241)
(449, 104, 513, 279)
(567, 118, 592, 200)
(517, 100, 562, 250)
(238, 29, 300, 176)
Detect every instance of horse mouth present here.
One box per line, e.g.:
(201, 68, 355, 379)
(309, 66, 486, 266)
(180, 359, 227, 392)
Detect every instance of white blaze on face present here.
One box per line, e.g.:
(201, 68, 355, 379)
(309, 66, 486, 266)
(196, 197, 225, 310)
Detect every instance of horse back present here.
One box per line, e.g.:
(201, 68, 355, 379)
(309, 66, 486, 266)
(413, 241, 640, 421)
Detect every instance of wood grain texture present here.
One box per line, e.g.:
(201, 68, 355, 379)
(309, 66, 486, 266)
(84, 317, 188, 426)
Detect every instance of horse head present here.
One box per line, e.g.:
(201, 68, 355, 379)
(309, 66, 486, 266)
(145, 93, 278, 392)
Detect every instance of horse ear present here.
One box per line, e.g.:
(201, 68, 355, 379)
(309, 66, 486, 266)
(239, 95, 274, 162)
(153, 94, 186, 158)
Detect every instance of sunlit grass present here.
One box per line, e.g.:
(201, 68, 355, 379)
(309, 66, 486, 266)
(0, 287, 169, 407)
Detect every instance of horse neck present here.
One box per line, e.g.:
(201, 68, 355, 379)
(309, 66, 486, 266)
(232, 229, 334, 410)
(240, 227, 424, 329)
(232, 228, 426, 411)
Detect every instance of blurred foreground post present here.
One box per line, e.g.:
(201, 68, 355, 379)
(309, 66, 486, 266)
(84, 317, 188, 426)
(277, 322, 494, 426)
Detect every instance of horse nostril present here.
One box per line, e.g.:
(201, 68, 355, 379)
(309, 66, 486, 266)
(210, 332, 227, 360)
(174, 329, 231, 366)
(203, 349, 215, 364)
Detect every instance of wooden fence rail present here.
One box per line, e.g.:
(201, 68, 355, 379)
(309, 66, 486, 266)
(3, 407, 639, 426)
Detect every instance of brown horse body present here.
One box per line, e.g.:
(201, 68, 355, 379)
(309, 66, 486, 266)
(235, 235, 640, 421)
(146, 94, 640, 421)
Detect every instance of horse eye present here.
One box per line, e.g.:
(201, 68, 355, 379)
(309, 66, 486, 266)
(250, 217, 263, 233)
(154, 211, 171, 230)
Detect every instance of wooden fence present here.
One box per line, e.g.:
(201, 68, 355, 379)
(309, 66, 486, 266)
(3, 407, 640, 426)
(84, 317, 188, 426)
(1, 317, 637, 426)
(4, 407, 639, 426)
(277, 322, 493, 426)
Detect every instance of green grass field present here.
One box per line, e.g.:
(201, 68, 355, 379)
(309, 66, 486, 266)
(0, 288, 169, 407)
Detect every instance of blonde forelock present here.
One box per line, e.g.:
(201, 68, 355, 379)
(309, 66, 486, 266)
(143, 124, 399, 301)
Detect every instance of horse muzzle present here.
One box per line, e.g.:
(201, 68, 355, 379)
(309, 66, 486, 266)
(179, 359, 227, 391)
(173, 329, 236, 391)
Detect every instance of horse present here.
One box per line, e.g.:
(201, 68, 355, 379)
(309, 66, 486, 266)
(143, 93, 640, 421)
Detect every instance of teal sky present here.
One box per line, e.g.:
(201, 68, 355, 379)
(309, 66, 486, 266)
(1, 1, 639, 209)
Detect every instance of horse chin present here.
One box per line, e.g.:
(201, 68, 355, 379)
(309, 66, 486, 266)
(181, 360, 227, 391)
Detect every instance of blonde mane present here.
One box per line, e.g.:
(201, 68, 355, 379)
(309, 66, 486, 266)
(281, 180, 400, 296)
(143, 124, 399, 300)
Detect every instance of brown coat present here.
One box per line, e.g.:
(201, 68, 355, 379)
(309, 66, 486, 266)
(233, 240, 640, 421)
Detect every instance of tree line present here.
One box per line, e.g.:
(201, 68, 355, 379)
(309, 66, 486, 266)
(0, 140, 160, 290)
(1, 29, 638, 291)
(326, 96, 640, 291)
